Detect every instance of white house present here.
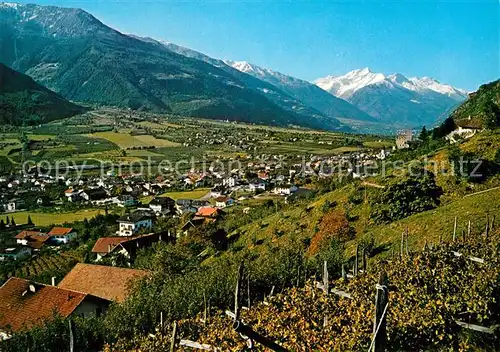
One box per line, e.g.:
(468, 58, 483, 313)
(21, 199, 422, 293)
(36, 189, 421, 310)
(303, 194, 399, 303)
(47, 227, 78, 244)
(248, 182, 266, 192)
(446, 126, 482, 144)
(117, 214, 153, 237)
(114, 195, 137, 208)
(149, 197, 175, 216)
(223, 176, 238, 188)
(215, 196, 234, 208)
(272, 185, 298, 196)
(64, 189, 81, 202)
(6, 199, 24, 212)
(376, 149, 388, 160)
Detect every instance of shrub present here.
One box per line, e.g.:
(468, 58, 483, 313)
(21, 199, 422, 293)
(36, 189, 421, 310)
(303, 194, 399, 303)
(370, 172, 442, 223)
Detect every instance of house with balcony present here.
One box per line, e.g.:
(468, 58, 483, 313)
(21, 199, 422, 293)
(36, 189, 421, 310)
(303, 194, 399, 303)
(116, 214, 153, 237)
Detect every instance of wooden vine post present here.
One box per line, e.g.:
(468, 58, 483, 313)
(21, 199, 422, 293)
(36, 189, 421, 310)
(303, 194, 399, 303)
(231, 262, 288, 351)
(233, 321, 288, 352)
(170, 321, 178, 352)
(400, 231, 405, 257)
(453, 216, 457, 241)
(354, 245, 359, 276)
(69, 319, 74, 352)
(203, 291, 207, 326)
(234, 262, 244, 322)
(341, 263, 347, 281)
(371, 272, 389, 352)
(405, 228, 409, 256)
(485, 215, 489, 238)
(363, 248, 367, 272)
(468, 220, 471, 237)
(323, 260, 329, 295)
(247, 276, 251, 309)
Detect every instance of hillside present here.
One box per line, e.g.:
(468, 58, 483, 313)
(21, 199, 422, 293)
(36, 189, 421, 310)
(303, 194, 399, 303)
(0, 3, 345, 131)
(100, 129, 499, 351)
(107, 231, 500, 351)
(0, 63, 83, 125)
(451, 79, 500, 129)
(1, 127, 499, 351)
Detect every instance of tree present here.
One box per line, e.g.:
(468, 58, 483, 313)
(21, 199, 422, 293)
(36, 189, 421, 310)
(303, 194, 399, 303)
(419, 126, 429, 141)
(27, 215, 34, 226)
(432, 117, 456, 139)
(370, 172, 443, 223)
(0, 219, 5, 230)
(6, 216, 10, 226)
(10, 218, 16, 227)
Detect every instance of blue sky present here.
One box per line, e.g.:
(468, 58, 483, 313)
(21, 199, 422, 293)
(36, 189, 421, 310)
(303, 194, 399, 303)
(16, 0, 499, 91)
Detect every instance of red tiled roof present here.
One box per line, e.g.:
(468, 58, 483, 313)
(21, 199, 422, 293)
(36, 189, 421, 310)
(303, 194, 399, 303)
(0, 278, 87, 333)
(58, 264, 148, 303)
(48, 227, 73, 236)
(196, 207, 219, 217)
(15, 231, 48, 240)
(91, 237, 129, 254)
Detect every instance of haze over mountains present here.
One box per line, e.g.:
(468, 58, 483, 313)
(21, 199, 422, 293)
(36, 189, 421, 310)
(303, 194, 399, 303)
(0, 2, 470, 132)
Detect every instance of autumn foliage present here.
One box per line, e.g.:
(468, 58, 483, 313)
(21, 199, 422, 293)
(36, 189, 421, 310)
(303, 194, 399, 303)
(307, 210, 353, 256)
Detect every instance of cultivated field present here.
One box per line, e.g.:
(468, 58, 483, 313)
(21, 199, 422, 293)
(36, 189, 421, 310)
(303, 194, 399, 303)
(4, 209, 103, 227)
(158, 188, 211, 200)
(89, 131, 180, 148)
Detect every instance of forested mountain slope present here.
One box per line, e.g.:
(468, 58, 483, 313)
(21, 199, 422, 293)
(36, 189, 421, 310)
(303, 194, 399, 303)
(0, 63, 83, 125)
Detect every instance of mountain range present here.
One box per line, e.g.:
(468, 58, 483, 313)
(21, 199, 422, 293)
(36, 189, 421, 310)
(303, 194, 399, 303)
(0, 2, 350, 131)
(0, 62, 83, 125)
(0, 2, 470, 132)
(315, 68, 468, 127)
(223, 60, 375, 123)
(130, 37, 352, 130)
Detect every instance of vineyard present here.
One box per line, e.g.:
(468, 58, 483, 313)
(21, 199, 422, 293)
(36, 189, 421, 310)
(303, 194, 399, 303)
(107, 228, 500, 351)
(1, 252, 80, 284)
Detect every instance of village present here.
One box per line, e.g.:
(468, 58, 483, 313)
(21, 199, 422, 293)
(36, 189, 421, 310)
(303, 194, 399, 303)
(0, 139, 398, 340)
(3, 108, 457, 343)
(0, 141, 395, 249)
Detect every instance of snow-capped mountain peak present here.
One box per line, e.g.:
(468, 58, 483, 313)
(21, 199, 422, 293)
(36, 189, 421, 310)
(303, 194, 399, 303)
(314, 68, 386, 99)
(314, 68, 468, 127)
(315, 68, 467, 102)
(406, 76, 468, 100)
(388, 73, 410, 85)
(0, 2, 20, 9)
(224, 60, 280, 79)
(227, 60, 255, 73)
